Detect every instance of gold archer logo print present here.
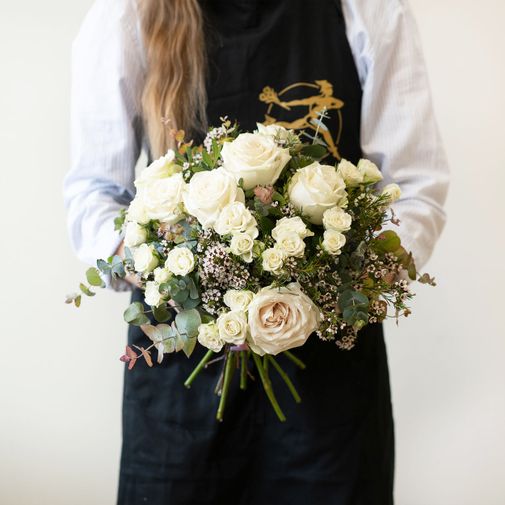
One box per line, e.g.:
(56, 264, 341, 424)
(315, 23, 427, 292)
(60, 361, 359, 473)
(259, 80, 344, 160)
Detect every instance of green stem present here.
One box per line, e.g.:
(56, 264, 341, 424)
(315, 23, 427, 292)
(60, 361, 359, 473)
(184, 349, 214, 388)
(252, 353, 286, 422)
(240, 351, 247, 390)
(283, 350, 306, 370)
(216, 352, 235, 422)
(267, 355, 301, 403)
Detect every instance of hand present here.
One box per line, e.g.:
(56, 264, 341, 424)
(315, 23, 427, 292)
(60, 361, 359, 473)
(114, 241, 142, 288)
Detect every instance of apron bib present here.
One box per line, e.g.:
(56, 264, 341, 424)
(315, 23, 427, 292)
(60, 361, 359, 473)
(118, 2, 394, 503)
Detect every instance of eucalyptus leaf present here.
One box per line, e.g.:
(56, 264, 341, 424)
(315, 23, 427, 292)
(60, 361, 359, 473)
(182, 336, 197, 358)
(301, 144, 327, 158)
(153, 304, 173, 323)
(86, 267, 105, 287)
(374, 230, 401, 253)
(79, 283, 95, 297)
(176, 309, 202, 339)
(124, 302, 149, 326)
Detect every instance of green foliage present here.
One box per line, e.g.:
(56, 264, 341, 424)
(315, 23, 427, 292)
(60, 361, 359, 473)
(114, 208, 126, 231)
(374, 230, 401, 253)
(153, 304, 173, 323)
(300, 144, 327, 159)
(79, 283, 95, 297)
(86, 267, 105, 288)
(124, 302, 149, 326)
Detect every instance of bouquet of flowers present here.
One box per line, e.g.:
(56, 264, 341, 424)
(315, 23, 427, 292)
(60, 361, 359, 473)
(67, 117, 434, 421)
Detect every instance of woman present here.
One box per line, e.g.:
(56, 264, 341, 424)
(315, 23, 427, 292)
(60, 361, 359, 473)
(64, 0, 449, 503)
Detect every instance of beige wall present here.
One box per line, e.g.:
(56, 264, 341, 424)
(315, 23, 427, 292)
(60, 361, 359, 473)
(0, 1, 503, 503)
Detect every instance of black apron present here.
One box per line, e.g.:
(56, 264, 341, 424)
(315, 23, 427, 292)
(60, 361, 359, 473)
(118, 1, 394, 504)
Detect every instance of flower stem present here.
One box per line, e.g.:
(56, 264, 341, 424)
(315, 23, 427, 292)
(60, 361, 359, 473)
(267, 355, 301, 403)
(184, 349, 214, 388)
(283, 350, 306, 370)
(216, 351, 235, 422)
(240, 351, 248, 390)
(252, 353, 286, 422)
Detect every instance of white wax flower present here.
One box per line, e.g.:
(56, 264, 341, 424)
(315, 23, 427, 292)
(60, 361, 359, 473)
(124, 221, 147, 247)
(322, 230, 346, 255)
(229, 233, 255, 263)
(271, 216, 314, 240)
(133, 244, 159, 273)
(322, 206, 352, 232)
(288, 162, 347, 225)
(221, 132, 291, 190)
(261, 247, 286, 274)
(247, 283, 321, 355)
(183, 167, 244, 228)
(165, 247, 195, 276)
(197, 322, 224, 352)
(223, 289, 255, 312)
(144, 281, 163, 307)
(217, 310, 248, 345)
(214, 201, 258, 238)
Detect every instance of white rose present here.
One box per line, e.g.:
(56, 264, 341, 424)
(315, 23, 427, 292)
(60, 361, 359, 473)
(357, 159, 383, 183)
(136, 172, 186, 224)
(217, 310, 248, 345)
(337, 159, 363, 187)
(127, 197, 149, 225)
(256, 122, 291, 142)
(124, 221, 147, 247)
(197, 322, 224, 352)
(183, 167, 245, 228)
(381, 183, 402, 202)
(214, 201, 258, 238)
(133, 244, 159, 273)
(322, 230, 346, 255)
(135, 150, 180, 187)
(271, 216, 314, 240)
(288, 162, 347, 225)
(221, 132, 291, 190)
(229, 233, 255, 263)
(247, 282, 321, 355)
(153, 267, 172, 284)
(165, 247, 195, 276)
(322, 206, 352, 232)
(262, 247, 285, 274)
(223, 289, 255, 312)
(144, 281, 163, 307)
(274, 231, 306, 258)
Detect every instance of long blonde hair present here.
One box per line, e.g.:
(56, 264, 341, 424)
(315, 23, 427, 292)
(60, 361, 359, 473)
(139, 0, 208, 157)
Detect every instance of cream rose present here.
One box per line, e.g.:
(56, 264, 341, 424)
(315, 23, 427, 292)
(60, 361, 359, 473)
(262, 247, 285, 274)
(197, 322, 224, 352)
(214, 201, 258, 237)
(223, 289, 255, 312)
(136, 172, 186, 224)
(124, 221, 147, 247)
(247, 283, 321, 355)
(153, 267, 172, 284)
(381, 183, 402, 202)
(256, 122, 291, 143)
(144, 281, 163, 307)
(357, 159, 383, 183)
(217, 310, 248, 345)
(135, 150, 181, 187)
(183, 167, 244, 228)
(322, 206, 352, 232)
(274, 231, 306, 258)
(322, 230, 346, 255)
(165, 247, 195, 276)
(221, 132, 291, 190)
(337, 159, 363, 187)
(288, 162, 347, 225)
(127, 197, 149, 225)
(229, 233, 255, 263)
(133, 244, 159, 273)
(271, 216, 314, 240)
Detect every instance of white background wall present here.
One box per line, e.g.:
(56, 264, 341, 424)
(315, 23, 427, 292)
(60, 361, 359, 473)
(0, 0, 504, 503)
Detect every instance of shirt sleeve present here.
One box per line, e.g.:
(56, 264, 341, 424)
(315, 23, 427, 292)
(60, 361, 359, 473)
(63, 0, 145, 268)
(342, 0, 450, 271)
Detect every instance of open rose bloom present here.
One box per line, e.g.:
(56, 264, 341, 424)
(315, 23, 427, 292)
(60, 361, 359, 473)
(69, 119, 434, 422)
